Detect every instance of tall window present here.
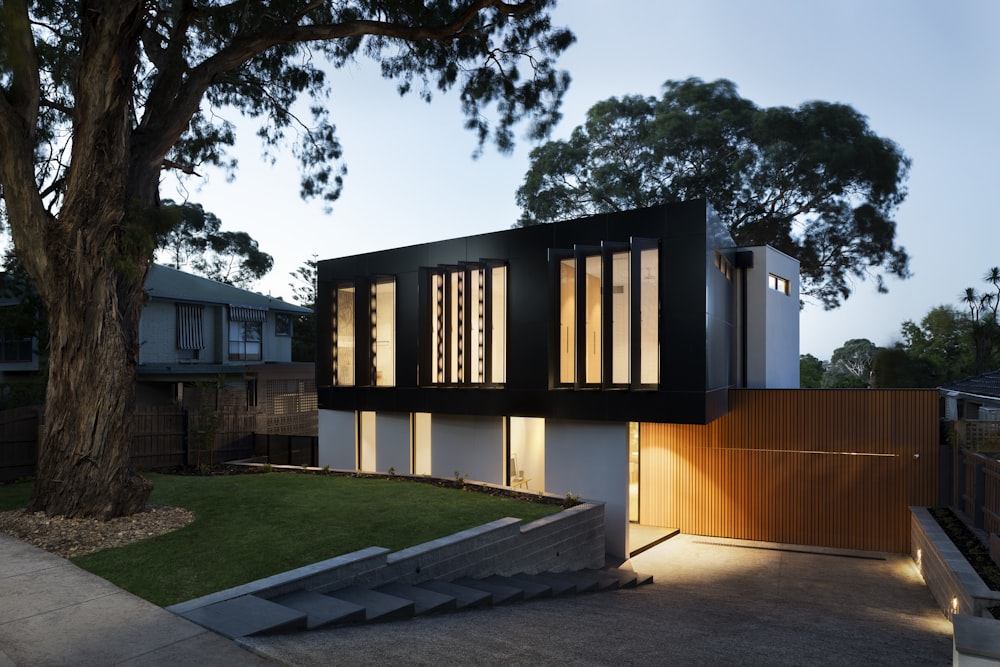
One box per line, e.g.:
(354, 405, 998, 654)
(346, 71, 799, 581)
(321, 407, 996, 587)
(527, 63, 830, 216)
(559, 258, 576, 384)
(372, 278, 395, 387)
(610, 251, 630, 385)
(427, 261, 506, 385)
(638, 246, 659, 386)
(333, 285, 355, 386)
(490, 265, 507, 384)
(584, 254, 602, 384)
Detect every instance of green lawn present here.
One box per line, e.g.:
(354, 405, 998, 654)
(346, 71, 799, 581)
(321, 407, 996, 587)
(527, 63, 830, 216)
(0, 472, 560, 606)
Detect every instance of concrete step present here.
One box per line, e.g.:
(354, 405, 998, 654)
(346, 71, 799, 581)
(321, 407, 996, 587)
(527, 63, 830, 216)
(270, 589, 366, 629)
(482, 574, 553, 600)
(454, 577, 524, 605)
(326, 585, 415, 622)
(178, 594, 307, 639)
(375, 581, 457, 615)
(510, 572, 581, 596)
(416, 579, 493, 609)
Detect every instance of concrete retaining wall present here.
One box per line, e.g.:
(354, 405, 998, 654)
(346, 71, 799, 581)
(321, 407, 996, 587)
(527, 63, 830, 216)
(170, 500, 605, 612)
(910, 507, 1000, 618)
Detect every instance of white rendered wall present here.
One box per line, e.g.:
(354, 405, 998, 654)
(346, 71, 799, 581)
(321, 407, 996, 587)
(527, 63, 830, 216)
(430, 415, 504, 485)
(375, 412, 411, 473)
(742, 246, 800, 388)
(318, 409, 356, 470)
(544, 420, 629, 559)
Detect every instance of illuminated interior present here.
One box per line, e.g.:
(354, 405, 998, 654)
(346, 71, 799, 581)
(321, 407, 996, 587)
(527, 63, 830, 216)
(584, 255, 602, 384)
(334, 285, 355, 386)
(639, 247, 659, 385)
(559, 258, 576, 384)
(373, 279, 395, 386)
(490, 265, 507, 384)
(612, 251, 630, 385)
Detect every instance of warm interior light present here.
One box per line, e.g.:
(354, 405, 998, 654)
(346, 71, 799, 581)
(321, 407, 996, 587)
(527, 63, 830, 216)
(951, 596, 960, 615)
(915, 548, 922, 569)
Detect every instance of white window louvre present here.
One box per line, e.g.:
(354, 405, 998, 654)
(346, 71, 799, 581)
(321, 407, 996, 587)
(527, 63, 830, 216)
(228, 305, 267, 323)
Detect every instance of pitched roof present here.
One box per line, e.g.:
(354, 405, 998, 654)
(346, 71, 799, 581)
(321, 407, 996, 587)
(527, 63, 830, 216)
(144, 264, 311, 314)
(940, 370, 1000, 400)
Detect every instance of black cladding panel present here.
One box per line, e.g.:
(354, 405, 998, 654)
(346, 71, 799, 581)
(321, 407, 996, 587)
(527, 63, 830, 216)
(317, 200, 736, 425)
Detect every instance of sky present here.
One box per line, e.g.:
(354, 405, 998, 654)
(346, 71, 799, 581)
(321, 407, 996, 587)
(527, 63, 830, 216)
(174, 0, 1000, 361)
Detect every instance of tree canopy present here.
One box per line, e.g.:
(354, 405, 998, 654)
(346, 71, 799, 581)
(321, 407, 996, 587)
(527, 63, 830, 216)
(516, 78, 912, 309)
(157, 201, 273, 289)
(0, 0, 573, 519)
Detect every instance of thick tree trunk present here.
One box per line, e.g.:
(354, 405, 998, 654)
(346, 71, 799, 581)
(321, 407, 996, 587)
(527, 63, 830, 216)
(20, 0, 154, 519)
(28, 259, 152, 519)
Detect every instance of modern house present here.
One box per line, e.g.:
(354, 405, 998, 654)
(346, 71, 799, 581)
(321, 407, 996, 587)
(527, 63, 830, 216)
(315, 201, 809, 557)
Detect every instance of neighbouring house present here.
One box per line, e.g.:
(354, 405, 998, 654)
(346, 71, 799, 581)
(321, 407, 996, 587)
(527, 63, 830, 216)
(0, 264, 317, 436)
(139, 264, 317, 436)
(941, 370, 1000, 452)
(315, 201, 816, 556)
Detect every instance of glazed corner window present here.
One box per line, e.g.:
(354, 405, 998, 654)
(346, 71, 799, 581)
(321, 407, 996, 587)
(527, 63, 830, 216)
(768, 273, 790, 295)
(372, 278, 395, 387)
(553, 240, 658, 389)
(333, 285, 356, 386)
(428, 262, 506, 385)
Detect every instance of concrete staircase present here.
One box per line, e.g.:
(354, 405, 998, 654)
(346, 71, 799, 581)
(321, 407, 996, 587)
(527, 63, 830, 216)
(173, 567, 653, 639)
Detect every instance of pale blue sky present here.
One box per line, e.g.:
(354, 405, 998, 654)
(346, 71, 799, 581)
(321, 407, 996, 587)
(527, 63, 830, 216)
(178, 0, 1000, 361)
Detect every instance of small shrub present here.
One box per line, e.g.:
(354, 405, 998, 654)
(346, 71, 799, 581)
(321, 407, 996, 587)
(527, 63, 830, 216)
(261, 463, 272, 474)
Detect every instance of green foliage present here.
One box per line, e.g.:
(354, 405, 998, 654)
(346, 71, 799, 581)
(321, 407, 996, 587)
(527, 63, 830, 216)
(516, 78, 911, 309)
(822, 338, 876, 388)
(62, 472, 560, 606)
(157, 201, 273, 289)
(0, 0, 572, 518)
(799, 354, 825, 388)
(289, 255, 317, 362)
(869, 346, 936, 388)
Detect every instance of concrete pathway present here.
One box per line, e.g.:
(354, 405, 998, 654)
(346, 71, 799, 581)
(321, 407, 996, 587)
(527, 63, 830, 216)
(240, 534, 954, 666)
(0, 534, 273, 666)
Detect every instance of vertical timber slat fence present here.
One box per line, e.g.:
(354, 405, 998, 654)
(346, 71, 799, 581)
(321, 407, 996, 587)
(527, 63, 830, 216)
(639, 389, 940, 553)
(958, 449, 1000, 539)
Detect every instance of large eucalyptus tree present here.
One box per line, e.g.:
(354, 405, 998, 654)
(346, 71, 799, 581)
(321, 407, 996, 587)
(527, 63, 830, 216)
(0, 0, 572, 518)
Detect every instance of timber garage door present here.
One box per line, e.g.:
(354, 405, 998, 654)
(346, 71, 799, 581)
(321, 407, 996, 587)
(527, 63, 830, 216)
(638, 389, 939, 553)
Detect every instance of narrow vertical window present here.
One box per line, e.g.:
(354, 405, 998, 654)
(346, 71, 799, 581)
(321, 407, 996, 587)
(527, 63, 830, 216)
(584, 254, 602, 384)
(432, 273, 445, 383)
(470, 268, 485, 383)
(611, 251, 630, 385)
(447, 272, 463, 383)
(639, 247, 659, 385)
(490, 265, 507, 384)
(372, 278, 395, 386)
(559, 258, 576, 384)
(334, 285, 355, 386)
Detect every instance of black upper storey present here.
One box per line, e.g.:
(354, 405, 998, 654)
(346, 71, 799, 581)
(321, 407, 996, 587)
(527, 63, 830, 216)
(317, 200, 736, 425)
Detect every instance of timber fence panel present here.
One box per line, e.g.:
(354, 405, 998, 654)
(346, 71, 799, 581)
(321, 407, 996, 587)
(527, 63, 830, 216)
(0, 406, 40, 482)
(639, 389, 939, 553)
(131, 406, 187, 470)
